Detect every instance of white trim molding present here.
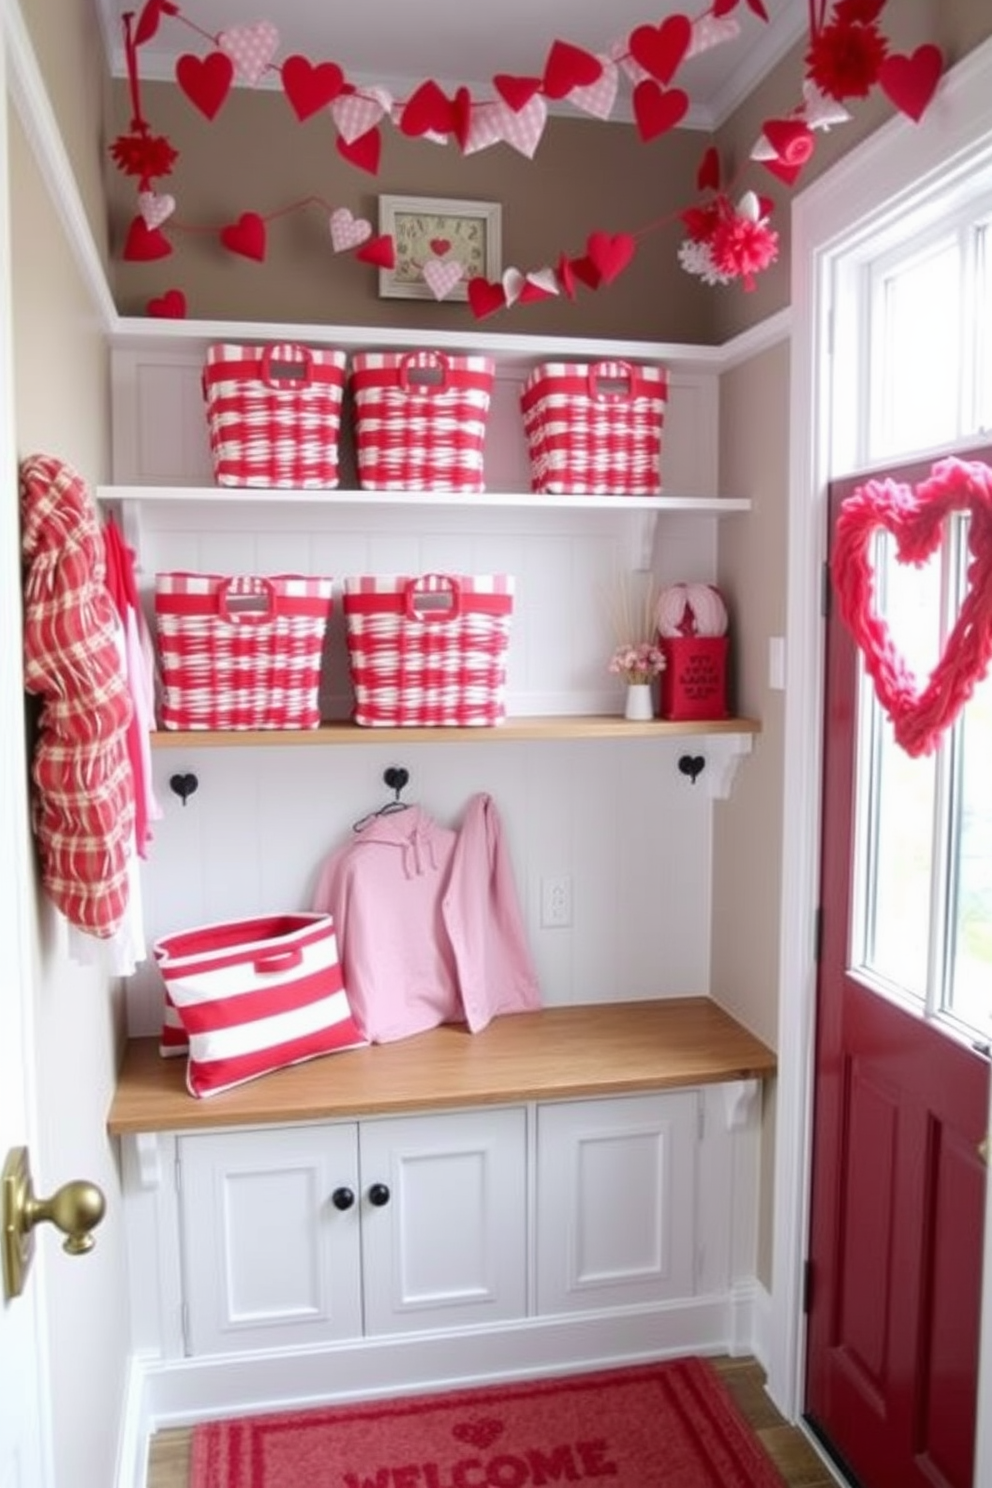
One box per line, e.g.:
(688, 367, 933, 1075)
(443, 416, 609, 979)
(769, 33, 992, 1457)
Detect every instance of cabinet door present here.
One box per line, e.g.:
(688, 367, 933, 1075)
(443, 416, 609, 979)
(359, 1107, 527, 1335)
(536, 1092, 698, 1314)
(178, 1124, 362, 1355)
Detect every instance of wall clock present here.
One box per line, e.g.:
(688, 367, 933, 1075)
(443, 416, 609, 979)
(378, 195, 502, 301)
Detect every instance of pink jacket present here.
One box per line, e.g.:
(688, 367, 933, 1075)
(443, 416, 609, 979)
(312, 793, 540, 1043)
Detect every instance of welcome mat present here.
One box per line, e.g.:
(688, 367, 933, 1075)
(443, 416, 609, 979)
(190, 1356, 786, 1488)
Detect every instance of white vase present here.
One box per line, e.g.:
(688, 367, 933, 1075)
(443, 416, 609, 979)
(624, 683, 654, 721)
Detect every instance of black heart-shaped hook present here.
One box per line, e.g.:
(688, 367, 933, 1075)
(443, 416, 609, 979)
(678, 755, 706, 784)
(169, 772, 199, 806)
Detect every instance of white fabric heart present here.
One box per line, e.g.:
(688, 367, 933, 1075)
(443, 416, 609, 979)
(502, 267, 526, 307)
(422, 259, 464, 299)
(328, 208, 372, 252)
(569, 56, 619, 120)
(526, 267, 560, 297)
(749, 133, 777, 162)
(331, 86, 392, 144)
(138, 190, 175, 229)
(802, 80, 852, 130)
(218, 23, 279, 86)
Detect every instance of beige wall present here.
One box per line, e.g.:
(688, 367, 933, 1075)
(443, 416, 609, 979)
(10, 73, 127, 1488)
(18, 0, 111, 266)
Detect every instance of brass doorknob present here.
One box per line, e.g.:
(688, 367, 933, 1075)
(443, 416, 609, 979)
(2, 1146, 106, 1300)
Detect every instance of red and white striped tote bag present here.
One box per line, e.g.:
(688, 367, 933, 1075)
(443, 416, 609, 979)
(350, 350, 495, 491)
(343, 572, 514, 726)
(203, 342, 347, 488)
(520, 360, 668, 495)
(155, 572, 333, 731)
(154, 912, 366, 1098)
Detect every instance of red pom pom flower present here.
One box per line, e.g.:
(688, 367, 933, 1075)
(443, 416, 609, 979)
(109, 128, 178, 184)
(805, 17, 888, 101)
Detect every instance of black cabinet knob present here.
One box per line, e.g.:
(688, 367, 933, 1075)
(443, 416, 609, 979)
(331, 1186, 355, 1211)
(367, 1182, 391, 1207)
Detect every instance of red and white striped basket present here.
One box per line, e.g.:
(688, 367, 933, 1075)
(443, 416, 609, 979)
(343, 572, 514, 726)
(520, 359, 668, 495)
(350, 350, 495, 491)
(153, 912, 366, 1098)
(155, 572, 333, 731)
(203, 342, 347, 488)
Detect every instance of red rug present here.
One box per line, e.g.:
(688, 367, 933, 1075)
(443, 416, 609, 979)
(189, 1357, 786, 1488)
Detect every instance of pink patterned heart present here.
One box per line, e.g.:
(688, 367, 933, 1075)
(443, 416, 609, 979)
(422, 259, 464, 299)
(138, 190, 175, 229)
(328, 207, 371, 252)
(331, 87, 391, 143)
(568, 56, 618, 119)
(219, 22, 279, 86)
(493, 94, 547, 159)
(832, 456, 992, 757)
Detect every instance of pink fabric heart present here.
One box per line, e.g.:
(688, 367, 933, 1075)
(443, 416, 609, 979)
(423, 259, 464, 300)
(463, 102, 505, 155)
(331, 87, 390, 144)
(138, 191, 175, 230)
(219, 22, 279, 86)
(832, 456, 992, 757)
(568, 56, 618, 119)
(328, 208, 372, 252)
(493, 94, 547, 158)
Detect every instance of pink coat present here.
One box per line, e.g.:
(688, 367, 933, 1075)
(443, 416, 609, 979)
(312, 793, 540, 1043)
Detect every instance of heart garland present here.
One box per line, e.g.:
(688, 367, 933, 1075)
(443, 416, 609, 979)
(832, 457, 992, 758)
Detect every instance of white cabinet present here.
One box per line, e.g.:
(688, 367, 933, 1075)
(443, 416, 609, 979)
(536, 1091, 699, 1314)
(177, 1106, 527, 1356)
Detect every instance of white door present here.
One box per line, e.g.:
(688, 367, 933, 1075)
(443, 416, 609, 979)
(0, 14, 50, 1481)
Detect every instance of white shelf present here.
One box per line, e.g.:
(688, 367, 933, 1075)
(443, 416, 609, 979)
(100, 485, 750, 514)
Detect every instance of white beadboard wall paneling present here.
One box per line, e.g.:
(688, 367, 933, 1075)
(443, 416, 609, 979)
(130, 737, 712, 1037)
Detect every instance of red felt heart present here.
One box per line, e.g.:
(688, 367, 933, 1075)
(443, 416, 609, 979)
(355, 234, 395, 269)
(122, 215, 172, 261)
(632, 80, 689, 142)
(879, 44, 943, 123)
(556, 253, 577, 299)
(282, 55, 344, 120)
(175, 50, 233, 120)
(586, 231, 636, 285)
(542, 40, 603, 101)
(429, 238, 452, 256)
(336, 127, 381, 174)
(832, 457, 992, 757)
(400, 79, 455, 137)
(452, 86, 473, 151)
(763, 118, 815, 166)
(220, 211, 266, 261)
(697, 145, 721, 193)
(628, 15, 693, 86)
(146, 288, 187, 318)
(518, 276, 556, 304)
(760, 155, 805, 186)
(467, 277, 507, 320)
(569, 255, 602, 290)
(493, 74, 542, 112)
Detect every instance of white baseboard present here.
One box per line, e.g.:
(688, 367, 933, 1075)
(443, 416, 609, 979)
(118, 1291, 763, 1484)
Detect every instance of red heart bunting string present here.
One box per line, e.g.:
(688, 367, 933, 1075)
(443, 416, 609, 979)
(114, 0, 944, 316)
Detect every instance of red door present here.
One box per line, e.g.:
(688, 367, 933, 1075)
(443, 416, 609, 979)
(805, 458, 990, 1488)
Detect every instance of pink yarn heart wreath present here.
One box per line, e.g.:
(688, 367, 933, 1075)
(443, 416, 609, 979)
(832, 456, 992, 758)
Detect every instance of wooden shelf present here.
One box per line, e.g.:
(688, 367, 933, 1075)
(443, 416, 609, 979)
(107, 998, 777, 1136)
(150, 716, 762, 749)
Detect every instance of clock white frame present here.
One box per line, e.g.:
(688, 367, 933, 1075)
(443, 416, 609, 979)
(378, 194, 502, 301)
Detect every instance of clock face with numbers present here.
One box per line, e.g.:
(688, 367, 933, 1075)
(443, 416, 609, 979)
(379, 197, 502, 301)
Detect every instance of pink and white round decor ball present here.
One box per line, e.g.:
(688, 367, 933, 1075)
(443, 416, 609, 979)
(655, 583, 728, 638)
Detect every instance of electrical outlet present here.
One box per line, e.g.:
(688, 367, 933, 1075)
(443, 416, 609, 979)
(541, 875, 573, 929)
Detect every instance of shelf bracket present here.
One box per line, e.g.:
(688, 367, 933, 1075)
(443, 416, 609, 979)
(679, 733, 754, 799)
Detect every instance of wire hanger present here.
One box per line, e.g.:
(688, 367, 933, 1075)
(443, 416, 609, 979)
(353, 766, 412, 832)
